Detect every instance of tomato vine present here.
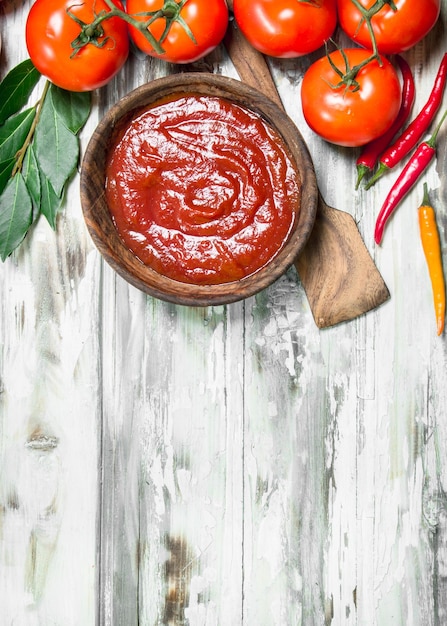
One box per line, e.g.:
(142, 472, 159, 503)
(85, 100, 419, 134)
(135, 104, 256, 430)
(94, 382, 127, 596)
(326, 0, 395, 89)
(70, 0, 200, 57)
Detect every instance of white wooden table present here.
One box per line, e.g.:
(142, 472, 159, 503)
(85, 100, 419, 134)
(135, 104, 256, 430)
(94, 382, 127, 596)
(1, 1, 447, 624)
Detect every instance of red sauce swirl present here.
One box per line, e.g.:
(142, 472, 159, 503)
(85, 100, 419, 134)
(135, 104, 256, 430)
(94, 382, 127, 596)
(105, 94, 300, 284)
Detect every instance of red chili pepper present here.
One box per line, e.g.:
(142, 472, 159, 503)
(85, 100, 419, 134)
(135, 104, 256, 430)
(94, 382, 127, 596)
(356, 55, 415, 189)
(374, 109, 447, 245)
(366, 52, 447, 189)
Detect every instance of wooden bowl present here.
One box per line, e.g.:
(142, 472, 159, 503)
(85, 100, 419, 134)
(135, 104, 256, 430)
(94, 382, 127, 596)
(80, 73, 318, 306)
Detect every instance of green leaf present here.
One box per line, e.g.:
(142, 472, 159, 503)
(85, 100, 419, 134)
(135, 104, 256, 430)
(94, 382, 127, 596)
(35, 90, 79, 197)
(0, 158, 15, 196)
(40, 169, 63, 229)
(0, 108, 35, 162)
(49, 85, 91, 133)
(0, 59, 41, 126)
(22, 145, 41, 221)
(0, 108, 35, 194)
(0, 173, 33, 260)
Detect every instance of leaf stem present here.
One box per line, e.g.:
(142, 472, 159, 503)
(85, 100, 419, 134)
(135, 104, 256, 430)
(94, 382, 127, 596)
(12, 79, 50, 177)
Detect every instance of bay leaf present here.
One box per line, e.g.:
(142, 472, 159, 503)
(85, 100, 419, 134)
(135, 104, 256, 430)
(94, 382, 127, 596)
(0, 59, 41, 126)
(50, 85, 91, 133)
(22, 145, 41, 220)
(0, 108, 36, 166)
(0, 108, 35, 195)
(35, 91, 79, 197)
(0, 157, 15, 196)
(40, 170, 63, 230)
(0, 173, 33, 260)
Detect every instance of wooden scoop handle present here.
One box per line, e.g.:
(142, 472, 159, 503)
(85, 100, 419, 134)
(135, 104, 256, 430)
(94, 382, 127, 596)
(223, 18, 390, 328)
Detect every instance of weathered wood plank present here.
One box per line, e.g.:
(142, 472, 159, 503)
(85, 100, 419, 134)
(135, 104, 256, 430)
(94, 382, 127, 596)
(99, 277, 246, 624)
(1, 2, 447, 625)
(241, 275, 331, 624)
(0, 3, 102, 624)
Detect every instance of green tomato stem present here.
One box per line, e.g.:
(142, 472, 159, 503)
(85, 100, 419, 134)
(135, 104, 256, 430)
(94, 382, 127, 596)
(329, 0, 398, 88)
(70, 0, 164, 56)
(70, 0, 200, 58)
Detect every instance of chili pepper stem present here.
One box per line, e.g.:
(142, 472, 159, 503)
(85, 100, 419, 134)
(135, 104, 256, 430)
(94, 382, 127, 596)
(356, 164, 370, 189)
(364, 162, 388, 189)
(421, 181, 431, 206)
(424, 108, 447, 148)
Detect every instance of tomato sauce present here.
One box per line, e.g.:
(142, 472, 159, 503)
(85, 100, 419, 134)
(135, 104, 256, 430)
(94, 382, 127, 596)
(105, 94, 301, 284)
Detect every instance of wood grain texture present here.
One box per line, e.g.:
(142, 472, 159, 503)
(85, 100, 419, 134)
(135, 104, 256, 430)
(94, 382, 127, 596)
(1, 1, 447, 625)
(295, 194, 390, 328)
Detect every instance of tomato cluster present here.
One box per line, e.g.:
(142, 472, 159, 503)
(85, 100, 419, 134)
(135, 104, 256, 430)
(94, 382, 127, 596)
(25, 0, 441, 147)
(25, 0, 229, 91)
(25, 0, 338, 89)
(301, 0, 441, 146)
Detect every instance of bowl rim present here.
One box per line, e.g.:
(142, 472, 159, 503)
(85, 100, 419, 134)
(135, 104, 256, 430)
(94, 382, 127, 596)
(80, 72, 318, 306)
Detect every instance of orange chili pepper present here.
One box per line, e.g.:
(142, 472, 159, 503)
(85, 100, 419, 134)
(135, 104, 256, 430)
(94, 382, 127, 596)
(418, 183, 445, 336)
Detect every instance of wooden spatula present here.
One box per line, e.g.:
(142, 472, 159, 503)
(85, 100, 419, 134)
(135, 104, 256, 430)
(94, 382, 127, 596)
(224, 16, 390, 328)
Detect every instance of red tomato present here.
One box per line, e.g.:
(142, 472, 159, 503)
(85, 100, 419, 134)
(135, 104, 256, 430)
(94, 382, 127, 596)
(337, 0, 441, 54)
(233, 0, 337, 58)
(26, 0, 129, 92)
(126, 0, 229, 63)
(301, 49, 402, 147)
